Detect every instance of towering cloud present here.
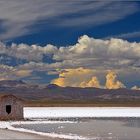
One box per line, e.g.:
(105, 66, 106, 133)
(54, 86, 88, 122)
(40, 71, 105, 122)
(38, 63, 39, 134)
(51, 67, 97, 87)
(52, 68, 125, 89)
(105, 71, 125, 89)
(80, 76, 100, 88)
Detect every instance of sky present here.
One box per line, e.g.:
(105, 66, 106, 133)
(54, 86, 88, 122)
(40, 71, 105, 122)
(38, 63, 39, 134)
(0, 1, 140, 89)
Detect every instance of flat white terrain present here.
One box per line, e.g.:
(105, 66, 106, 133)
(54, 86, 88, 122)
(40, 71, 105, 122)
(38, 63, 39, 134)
(1, 107, 140, 140)
(24, 107, 140, 118)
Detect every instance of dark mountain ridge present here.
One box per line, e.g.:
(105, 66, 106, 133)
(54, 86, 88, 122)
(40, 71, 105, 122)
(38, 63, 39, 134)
(0, 81, 140, 102)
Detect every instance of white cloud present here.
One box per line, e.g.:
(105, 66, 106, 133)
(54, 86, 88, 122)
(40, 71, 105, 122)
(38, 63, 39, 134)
(0, 42, 57, 62)
(107, 31, 140, 40)
(1, 35, 140, 70)
(0, 64, 32, 81)
(131, 86, 140, 90)
(117, 31, 140, 39)
(53, 35, 140, 70)
(0, 35, 140, 87)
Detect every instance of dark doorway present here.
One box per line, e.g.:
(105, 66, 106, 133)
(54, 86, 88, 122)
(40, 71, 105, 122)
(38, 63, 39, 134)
(6, 105, 11, 114)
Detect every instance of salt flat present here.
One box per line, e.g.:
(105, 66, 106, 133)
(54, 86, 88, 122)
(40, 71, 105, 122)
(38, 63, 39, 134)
(1, 107, 140, 140)
(0, 121, 82, 140)
(24, 107, 140, 118)
(0, 129, 49, 139)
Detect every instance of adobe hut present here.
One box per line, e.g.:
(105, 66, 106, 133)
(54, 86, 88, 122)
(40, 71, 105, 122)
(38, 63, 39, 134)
(0, 95, 23, 120)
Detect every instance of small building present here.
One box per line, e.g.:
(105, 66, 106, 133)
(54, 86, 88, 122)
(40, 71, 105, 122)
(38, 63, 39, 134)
(0, 94, 23, 120)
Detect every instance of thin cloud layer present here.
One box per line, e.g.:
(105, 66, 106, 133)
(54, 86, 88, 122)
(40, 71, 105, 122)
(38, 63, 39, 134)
(109, 31, 140, 39)
(0, 1, 138, 40)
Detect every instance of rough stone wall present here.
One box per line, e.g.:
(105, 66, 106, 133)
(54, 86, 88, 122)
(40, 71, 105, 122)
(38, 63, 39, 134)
(0, 95, 23, 120)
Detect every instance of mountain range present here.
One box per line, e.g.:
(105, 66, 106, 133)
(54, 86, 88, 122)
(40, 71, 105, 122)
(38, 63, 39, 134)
(0, 80, 140, 103)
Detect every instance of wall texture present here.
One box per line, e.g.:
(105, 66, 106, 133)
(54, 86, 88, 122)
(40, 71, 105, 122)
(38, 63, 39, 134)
(0, 95, 23, 120)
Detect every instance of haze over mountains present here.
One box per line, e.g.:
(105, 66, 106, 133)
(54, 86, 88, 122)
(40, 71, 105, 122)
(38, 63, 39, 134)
(0, 80, 140, 102)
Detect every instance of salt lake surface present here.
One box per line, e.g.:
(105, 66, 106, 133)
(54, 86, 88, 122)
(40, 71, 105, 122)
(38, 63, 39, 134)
(24, 107, 140, 118)
(14, 118, 140, 140)
(22, 107, 140, 139)
(2, 107, 140, 140)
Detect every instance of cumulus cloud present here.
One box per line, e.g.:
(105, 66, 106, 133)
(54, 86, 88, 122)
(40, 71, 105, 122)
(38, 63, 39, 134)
(53, 35, 140, 66)
(0, 35, 140, 87)
(0, 42, 57, 62)
(51, 68, 126, 89)
(131, 86, 140, 90)
(105, 71, 125, 89)
(51, 67, 96, 87)
(0, 64, 32, 81)
(0, 64, 14, 80)
(1, 35, 140, 68)
(80, 76, 100, 88)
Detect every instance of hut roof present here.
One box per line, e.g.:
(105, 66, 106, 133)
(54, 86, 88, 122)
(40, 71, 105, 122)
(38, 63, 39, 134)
(0, 94, 23, 101)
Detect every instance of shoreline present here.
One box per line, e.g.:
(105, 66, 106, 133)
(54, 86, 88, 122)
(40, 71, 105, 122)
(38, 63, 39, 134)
(1, 116, 140, 140)
(0, 129, 63, 140)
(1, 107, 140, 140)
(0, 120, 73, 140)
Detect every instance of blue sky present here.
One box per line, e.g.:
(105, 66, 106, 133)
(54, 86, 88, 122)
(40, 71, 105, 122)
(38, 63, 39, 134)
(0, 1, 140, 89)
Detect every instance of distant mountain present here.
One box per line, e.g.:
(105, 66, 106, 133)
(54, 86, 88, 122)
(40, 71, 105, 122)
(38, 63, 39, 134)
(46, 84, 60, 89)
(0, 82, 140, 102)
(0, 80, 26, 87)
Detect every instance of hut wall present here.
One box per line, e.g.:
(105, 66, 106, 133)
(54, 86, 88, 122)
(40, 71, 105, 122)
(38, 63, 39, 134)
(0, 95, 23, 120)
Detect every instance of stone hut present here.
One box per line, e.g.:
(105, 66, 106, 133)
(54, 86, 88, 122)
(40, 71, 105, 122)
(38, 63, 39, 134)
(0, 95, 23, 120)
